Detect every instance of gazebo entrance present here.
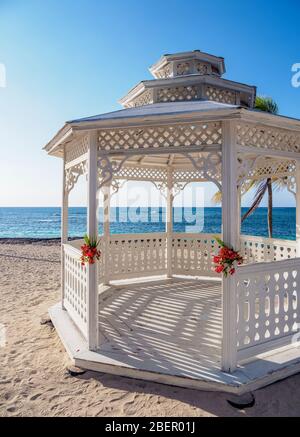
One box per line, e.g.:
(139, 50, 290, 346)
(45, 50, 300, 393)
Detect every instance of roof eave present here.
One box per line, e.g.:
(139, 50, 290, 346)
(240, 108, 300, 131)
(43, 124, 73, 156)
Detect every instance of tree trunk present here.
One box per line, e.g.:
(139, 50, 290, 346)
(267, 178, 273, 238)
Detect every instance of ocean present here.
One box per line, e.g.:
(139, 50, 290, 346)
(0, 207, 296, 240)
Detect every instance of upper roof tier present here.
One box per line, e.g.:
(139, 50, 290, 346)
(119, 50, 256, 109)
(149, 50, 226, 78)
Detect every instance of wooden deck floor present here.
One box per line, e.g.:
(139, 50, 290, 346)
(98, 277, 222, 380)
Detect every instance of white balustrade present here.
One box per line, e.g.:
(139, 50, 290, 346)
(172, 233, 220, 277)
(236, 258, 300, 361)
(63, 242, 88, 338)
(108, 233, 167, 279)
(63, 234, 299, 358)
(240, 235, 296, 263)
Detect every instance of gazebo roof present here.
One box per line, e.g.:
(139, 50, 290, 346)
(44, 50, 300, 158)
(69, 100, 238, 123)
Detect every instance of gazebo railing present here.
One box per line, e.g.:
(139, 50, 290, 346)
(236, 257, 300, 362)
(62, 234, 298, 345)
(108, 233, 167, 280)
(172, 233, 220, 277)
(63, 242, 88, 338)
(240, 235, 297, 263)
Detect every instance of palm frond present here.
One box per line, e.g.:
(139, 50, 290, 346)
(241, 179, 268, 222)
(255, 96, 278, 114)
(211, 190, 222, 205)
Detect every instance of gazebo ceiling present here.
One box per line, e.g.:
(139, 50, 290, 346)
(110, 151, 220, 169)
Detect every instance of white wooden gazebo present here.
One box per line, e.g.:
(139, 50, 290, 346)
(45, 51, 300, 393)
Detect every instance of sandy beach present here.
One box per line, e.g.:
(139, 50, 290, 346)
(1, 241, 300, 417)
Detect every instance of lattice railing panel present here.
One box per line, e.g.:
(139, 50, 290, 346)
(172, 233, 220, 276)
(236, 259, 300, 358)
(108, 233, 167, 279)
(237, 123, 300, 153)
(204, 85, 237, 104)
(64, 244, 88, 338)
(241, 236, 297, 264)
(98, 122, 222, 152)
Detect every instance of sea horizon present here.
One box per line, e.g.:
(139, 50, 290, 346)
(0, 206, 296, 240)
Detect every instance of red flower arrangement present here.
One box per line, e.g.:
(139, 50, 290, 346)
(213, 236, 243, 277)
(80, 234, 101, 266)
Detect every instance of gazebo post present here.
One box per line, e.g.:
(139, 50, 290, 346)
(86, 132, 98, 351)
(166, 167, 174, 277)
(221, 121, 239, 373)
(101, 182, 111, 285)
(61, 148, 68, 310)
(296, 160, 300, 257)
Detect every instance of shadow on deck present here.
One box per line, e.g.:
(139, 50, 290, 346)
(98, 277, 222, 381)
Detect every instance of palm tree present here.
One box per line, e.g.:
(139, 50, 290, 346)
(254, 96, 278, 114)
(212, 96, 279, 238)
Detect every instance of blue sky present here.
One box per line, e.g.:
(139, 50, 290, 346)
(0, 0, 300, 207)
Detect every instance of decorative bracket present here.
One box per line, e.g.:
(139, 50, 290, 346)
(97, 153, 130, 188)
(65, 161, 87, 194)
(182, 151, 222, 191)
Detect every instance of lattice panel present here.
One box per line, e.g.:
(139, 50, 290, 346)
(176, 62, 190, 75)
(154, 63, 171, 78)
(238, 155, 296, 185)
(64, 246, 88, 337)
(195, 62, 209, 74)
(157, 86, 199, 102)
(108, 234, 167, 279)
(240, 236, 297, 264)
(237, 123, 300, 153)
(114, 165, 167, 181)
(98, 122, 222, 152)
(173, 155, 222, 183)
(126, 89, 153, 108)
(236, 260, 300, 353)
(65, 136, 89, 164)
(204, 85, 237, 104)
(172, 233, 220, 276)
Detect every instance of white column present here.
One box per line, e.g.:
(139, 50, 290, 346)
(86, 131, 98, 351)
(101, 182, 111, 285)
(296, 160, 300, 257)
(61, 149, 68, 310)
(236, 186, 242, 250)
(221, 120, 239, 373)
(166, 167, 174, 277)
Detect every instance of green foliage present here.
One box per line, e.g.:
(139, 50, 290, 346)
(254, 96, 278, 114)
(83, 234, 100, 248)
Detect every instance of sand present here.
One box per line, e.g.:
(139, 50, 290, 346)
(1, 242, 300, 417)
